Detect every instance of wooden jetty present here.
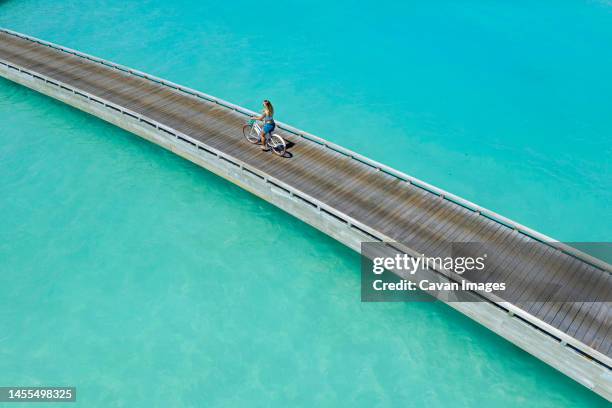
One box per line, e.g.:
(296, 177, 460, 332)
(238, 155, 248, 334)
(0, 28, 609, 400)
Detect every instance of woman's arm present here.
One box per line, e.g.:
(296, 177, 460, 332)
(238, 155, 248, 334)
(251, 113, 264, 120)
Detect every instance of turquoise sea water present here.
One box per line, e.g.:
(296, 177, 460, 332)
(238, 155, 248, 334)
(0, 1, 610, 407)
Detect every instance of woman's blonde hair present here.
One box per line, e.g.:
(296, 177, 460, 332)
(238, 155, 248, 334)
(263, 100, 274, 116)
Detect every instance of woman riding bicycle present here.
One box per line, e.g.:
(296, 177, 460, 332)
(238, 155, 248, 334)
(251, 100, 275, 151)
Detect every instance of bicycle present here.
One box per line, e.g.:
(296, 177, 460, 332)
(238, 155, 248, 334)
(242, 119, 287, 156)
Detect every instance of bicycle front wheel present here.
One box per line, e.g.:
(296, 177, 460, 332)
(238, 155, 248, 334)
(243, 124, 260, 144)
(268, 134, 286, 156)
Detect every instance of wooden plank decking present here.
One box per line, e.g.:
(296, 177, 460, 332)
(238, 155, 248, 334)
(0, 29, 610, 386)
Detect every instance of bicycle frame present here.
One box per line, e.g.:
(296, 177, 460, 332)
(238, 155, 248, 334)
(250, 120, 272, 141)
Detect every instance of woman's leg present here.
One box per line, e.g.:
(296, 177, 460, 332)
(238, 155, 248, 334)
(261, 130, 269, 150)
(261, 124, 272, 150)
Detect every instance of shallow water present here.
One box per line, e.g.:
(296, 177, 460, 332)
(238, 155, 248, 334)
(0, 1, 610, 406)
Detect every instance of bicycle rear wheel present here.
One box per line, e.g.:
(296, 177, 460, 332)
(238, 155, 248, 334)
(243, 124, 260, 144)
(268, 134, 286, 156)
